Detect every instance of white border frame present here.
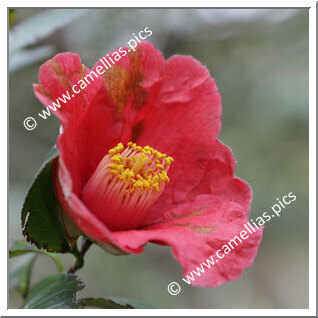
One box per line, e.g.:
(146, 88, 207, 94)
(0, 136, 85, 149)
(3, 1, 316, 316)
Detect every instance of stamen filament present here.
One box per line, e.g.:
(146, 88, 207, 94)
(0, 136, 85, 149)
(81, 142, 174, 230)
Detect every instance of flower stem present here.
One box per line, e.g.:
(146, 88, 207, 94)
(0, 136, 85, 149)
(68, 238, 93, 274)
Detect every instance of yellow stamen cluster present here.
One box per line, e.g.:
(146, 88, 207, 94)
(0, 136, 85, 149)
(107, 142, 174, 193)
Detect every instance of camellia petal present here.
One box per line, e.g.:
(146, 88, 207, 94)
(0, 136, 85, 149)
(34, 41, 263, 287)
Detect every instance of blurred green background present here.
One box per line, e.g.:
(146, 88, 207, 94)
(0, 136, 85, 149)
(9, 8, 309, 309)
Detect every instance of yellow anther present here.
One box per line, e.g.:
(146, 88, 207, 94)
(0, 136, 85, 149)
(160, 171, 169, 181)
(134, 180, 144, 188)
(143, 180, 150, 188)
(131, 154, 147, 174)
(156, 164, 164, 170)
(160, 172, 169, 182)
(109, 163, 119, 169)
(122, 169, 133, 179)
(106, 142, 173, 194)
(109, 142, 124, 154)
(116, 164, 124, 172)
(165, 156, 174, 165)
(111, 154, 122, 161)
(110, 154, 123, 163)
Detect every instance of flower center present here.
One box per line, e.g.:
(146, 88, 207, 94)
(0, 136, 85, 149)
(81, 142, 173, 230)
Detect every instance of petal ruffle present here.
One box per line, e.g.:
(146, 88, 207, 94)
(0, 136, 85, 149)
(111, 194, 263, 287)
(133, 53, 222, 203)
(34, 53, 122, 193)
(34, 43, 221, 201)
(56, 158, 262, 287)
(143, 140, 251, 226)
(36, 43, 261, 288)
(34, 44, 166, 194)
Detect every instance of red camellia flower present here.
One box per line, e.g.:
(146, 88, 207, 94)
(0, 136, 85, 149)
(34, 42, 263, 287)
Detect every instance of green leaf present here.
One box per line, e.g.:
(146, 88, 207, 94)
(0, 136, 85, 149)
(43, 252, 64, 272)
(9, 9, 89, 52)
(9, 249, 63, 273)
(23, 274, 84, 309)
(9, 241, 64, 298)
(9, 253, 36, 298)
(79, 297, 156, 309)
(21, 145, 70, 253)
(9, 9, 16, 28)
(10, 241, 63, 272)
(10, 240, 28, 251)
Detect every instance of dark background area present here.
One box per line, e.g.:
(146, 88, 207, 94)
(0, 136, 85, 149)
(9, 8, 309, 309)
